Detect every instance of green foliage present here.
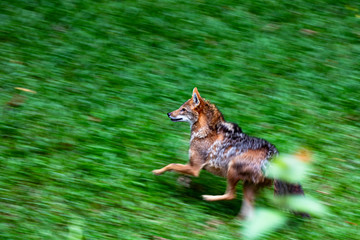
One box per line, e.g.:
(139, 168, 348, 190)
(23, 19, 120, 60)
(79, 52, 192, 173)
(266, 155, 310, 183)
(243, 153, 326, 239)
(1, 0, 360, 239)
(243, 209, 286, 240)
(286, 196, 326, 217)
(67, 218, 84, 240)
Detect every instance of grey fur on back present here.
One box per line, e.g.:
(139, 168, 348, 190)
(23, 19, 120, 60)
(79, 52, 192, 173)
(207, 121, 278, 171)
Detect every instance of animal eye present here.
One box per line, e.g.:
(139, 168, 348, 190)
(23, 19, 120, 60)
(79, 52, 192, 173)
(181, 108, 186, 112)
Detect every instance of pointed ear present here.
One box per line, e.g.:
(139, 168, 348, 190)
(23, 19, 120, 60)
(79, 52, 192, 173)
(192, 87, 202, 107)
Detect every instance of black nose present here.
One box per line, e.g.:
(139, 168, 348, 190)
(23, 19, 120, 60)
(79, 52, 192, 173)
(167, 112, 171, 117)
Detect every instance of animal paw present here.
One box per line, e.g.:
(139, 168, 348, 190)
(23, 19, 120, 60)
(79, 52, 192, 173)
(202, 195, 217, 201)
(152, 169, 163, 175)
(202, 194, 234, 201)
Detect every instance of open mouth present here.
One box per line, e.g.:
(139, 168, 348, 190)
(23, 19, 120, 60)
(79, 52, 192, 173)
(170, 118, 183, 122)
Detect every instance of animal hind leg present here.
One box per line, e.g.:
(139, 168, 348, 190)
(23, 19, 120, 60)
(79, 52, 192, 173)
(202, 165, 240, 201)
(239, 181, 260, 219)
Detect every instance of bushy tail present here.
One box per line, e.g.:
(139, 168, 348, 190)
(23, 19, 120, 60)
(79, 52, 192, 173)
(274, 180, 310, 218)
(274, 180, 305, 196)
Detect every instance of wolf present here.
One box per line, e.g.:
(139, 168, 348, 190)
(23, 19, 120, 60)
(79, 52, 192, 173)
(152, 87, 307, 218)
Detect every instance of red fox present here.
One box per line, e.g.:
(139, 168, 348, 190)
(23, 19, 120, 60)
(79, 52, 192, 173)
(153, 88, 308, 218)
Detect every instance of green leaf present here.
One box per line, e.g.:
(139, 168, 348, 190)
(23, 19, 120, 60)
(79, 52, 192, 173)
(242, 209, 286, 240)
(67, 218, 84, 240)
(265, 155, 309, 183)
(286, 196, 327, 216)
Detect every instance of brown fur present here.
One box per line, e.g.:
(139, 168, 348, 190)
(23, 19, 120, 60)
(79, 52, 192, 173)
(153, 88, 278, 218)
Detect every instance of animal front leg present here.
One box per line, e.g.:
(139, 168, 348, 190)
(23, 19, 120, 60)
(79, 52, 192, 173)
(152, 163, 201, 177)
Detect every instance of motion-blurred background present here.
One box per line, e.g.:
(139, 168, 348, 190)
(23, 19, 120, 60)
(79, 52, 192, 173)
(0, 0, 359, 239)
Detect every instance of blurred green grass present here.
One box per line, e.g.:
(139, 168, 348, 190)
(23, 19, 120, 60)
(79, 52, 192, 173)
(0, 0, 359, 239)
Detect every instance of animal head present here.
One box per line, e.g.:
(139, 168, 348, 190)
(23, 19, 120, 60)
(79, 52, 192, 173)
(167, 87, 204, 125)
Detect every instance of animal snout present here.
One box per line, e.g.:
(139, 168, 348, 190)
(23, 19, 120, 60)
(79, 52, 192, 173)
(167, 112, 171, 117)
